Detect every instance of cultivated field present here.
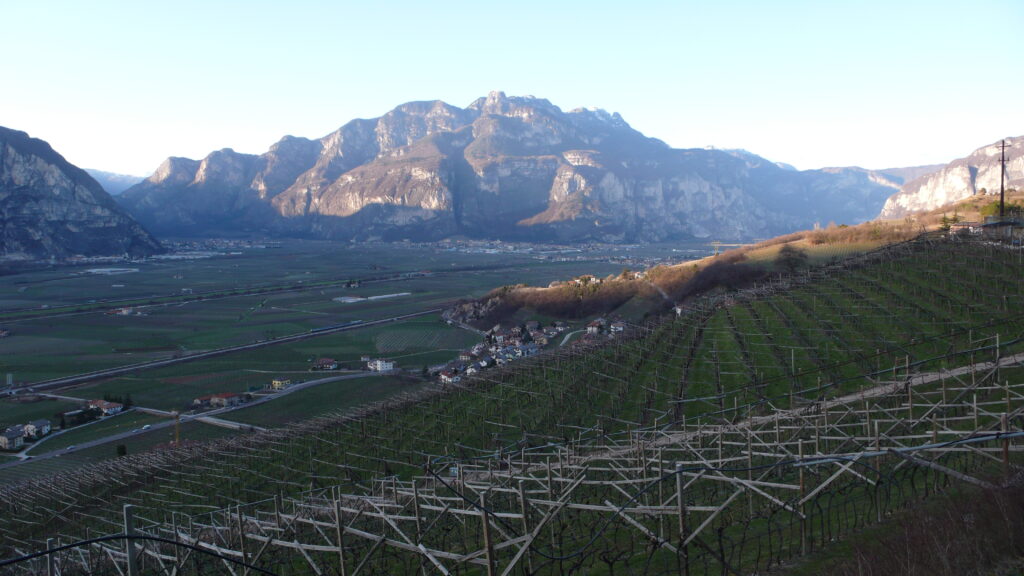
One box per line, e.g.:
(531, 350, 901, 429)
(0, 241, 636, 385)
(0, 395, 78, 431)
(225, 375, 424, 428)
(1, 236, 1022, 575)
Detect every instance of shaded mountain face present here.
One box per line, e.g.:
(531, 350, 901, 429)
(880, 137, 1023, 218)
(120, 92, 901, 242)
(0, 127, 163, 262)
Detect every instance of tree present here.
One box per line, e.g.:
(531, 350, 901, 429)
(775, 245, 808, 274)
(116, 444, 127, 457)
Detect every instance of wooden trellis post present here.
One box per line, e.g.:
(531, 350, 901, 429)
(676, 462, 689, 576)
(123, 504, 138, 576)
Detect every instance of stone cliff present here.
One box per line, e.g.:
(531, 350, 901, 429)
(0, 127, 163, 261)
(880, 137, 1023, 218)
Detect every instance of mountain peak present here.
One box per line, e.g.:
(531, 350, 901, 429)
(568, 107, 630, 129)
(467, 91, 561, 117)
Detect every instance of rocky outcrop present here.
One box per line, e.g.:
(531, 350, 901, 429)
(0, 127, 163, 262)
(120, 92, 904, 242)
(879, 137, 1023, 218)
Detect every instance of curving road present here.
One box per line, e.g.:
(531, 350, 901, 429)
(0, 372, 393, 470)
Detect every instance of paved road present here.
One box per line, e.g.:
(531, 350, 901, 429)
(560, 330, 584, 346)
(0, 372, 393, 470)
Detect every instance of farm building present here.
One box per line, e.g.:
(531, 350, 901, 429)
(0, 427, 24, 450)
(270, 379, 292, 391)
(193, 393, 245, 409)
(439, 371, 461, 384)
(24, 419, 50, 439)
(368, 359, 395, 372)
(981, 215, 1024, 242)
(210, 393, 244, 408)
(87, 400, 123, 416)
(312, 358, 339, 371)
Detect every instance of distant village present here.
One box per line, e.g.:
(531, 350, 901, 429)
(435, 318, 625, 385)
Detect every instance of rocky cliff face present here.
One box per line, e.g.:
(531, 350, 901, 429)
(120, 92, 903, 241)
(879, 137, 1023, 218)
(0, 127, 163, 262)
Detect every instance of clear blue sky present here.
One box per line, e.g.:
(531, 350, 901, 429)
(1, 0, 1021, 175)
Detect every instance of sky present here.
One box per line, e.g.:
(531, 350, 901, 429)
(1, 0, 1021, 176)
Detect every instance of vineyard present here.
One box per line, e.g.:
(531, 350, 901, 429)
(2, 235, 1023, 575)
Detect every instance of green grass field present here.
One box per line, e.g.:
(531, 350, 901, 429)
(0, 420, 237, 485)
(63, 313, 474, 412)
(0, 395, 78, 430)
(226, 375, 425, 427)
(0, 242, 635, 385)
(27, 411, 168, 453)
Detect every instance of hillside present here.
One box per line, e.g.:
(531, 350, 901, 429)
(447, 218, 923, 326)
(1, 235, 1022, 574)
(118, 92, 902, 242)
(0, 127, 163, 262)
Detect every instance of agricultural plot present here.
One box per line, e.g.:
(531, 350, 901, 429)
(1, 237, 1022, 575)
(71, 369, 264, 413)
(372, 317, 480, 356)
(225, 375, 424, 427)
(26, 411, 168, 454)
(0, 241, 515, 311)
(0, 421, 237, 485)
(0, 244, 623, 384)
(61, 313, 473, 412)
(0, 396, 78, 430)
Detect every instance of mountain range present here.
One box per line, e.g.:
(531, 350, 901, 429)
(116, 92, 914, 242)
(5, 93, 1010, 262)
(0, 127, 163, 262)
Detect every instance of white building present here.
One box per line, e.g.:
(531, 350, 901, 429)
(368, 359, 395, 372)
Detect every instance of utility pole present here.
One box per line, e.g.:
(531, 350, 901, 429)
(998, 139, 1009, 219)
